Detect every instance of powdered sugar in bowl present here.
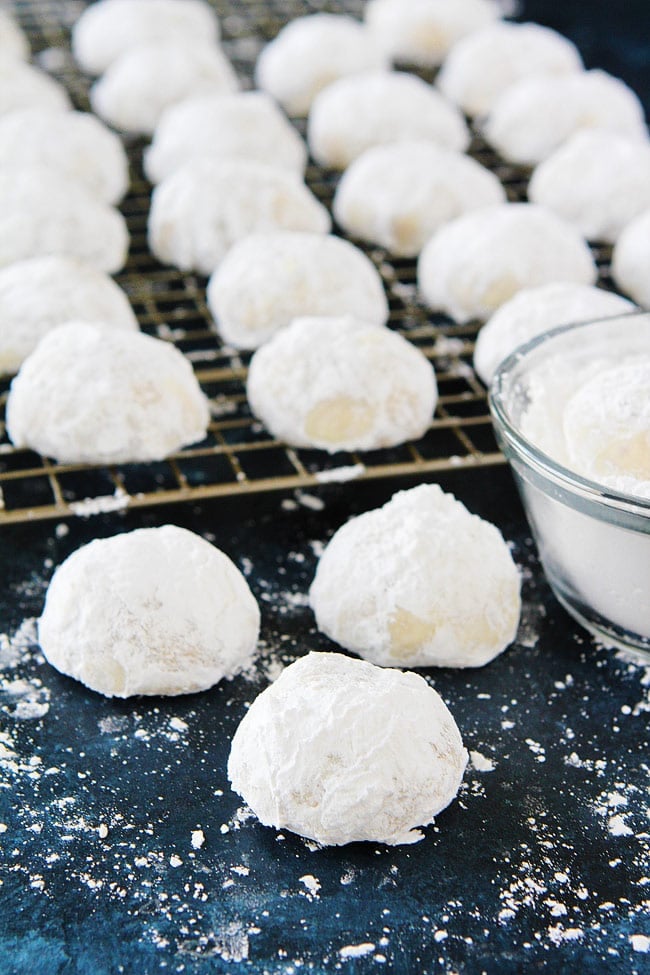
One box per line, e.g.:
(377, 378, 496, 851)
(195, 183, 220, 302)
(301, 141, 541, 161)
(489, 311, 650, 659)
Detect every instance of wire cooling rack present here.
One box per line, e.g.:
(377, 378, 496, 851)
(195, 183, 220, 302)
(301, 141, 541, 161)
(0, 0, 616, 524)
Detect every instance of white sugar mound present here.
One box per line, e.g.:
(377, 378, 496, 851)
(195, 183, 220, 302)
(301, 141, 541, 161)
(417, 203, 597, 323)
(228, 651, 468, 846)
(6, 322, 210, 463)
(39, 526, 260, 698)
(333, 140, 505, 257)
(247, 315, 436, 452)
(207, 232, 388, 349)
(0, 10, 29, 61)
(310, 484, 521, 668)
(612, 208, 650, 308)
(0, 59, 71, 116)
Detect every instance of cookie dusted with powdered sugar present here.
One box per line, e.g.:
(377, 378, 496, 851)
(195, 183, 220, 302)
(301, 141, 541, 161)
(612, 209, 650, 308)
(0, 10, 29, 60)
(0, 59, 71, 116)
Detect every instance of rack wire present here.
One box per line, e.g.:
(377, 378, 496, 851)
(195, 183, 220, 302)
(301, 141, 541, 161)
(0, 0, 616, 524)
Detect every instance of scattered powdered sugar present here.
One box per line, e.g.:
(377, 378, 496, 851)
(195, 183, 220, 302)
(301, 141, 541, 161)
(339, 942, 376, 960)
(69, 486, 131, 517)
(469, 750, 496, 772)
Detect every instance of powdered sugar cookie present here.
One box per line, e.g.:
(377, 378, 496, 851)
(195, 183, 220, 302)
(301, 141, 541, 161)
(39, 526, 259, 698)
(309, 484, 521, 668)
(612, 208, 650, 308)
(247, 315, 436, 452)
(0, 10, 29, 60)
(417, 203, 597, 323)
(228, 651, 467, 846)
(6, 322, 210, 463)
(333, 140, 505, 257)
(307, 70, 469, 169)
(148, 159, 330, 275)
(0, 59, 71, 116)
(207, 232, 388, 349)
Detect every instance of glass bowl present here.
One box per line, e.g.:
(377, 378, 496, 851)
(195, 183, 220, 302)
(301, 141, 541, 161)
(489, 311, 650, 660)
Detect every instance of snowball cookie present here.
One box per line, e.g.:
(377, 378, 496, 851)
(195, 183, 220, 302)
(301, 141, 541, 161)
(529, 129, 650, 244)
(72, 0, 220, 75)
(307, 70, 470, 170)
(6, 322, 210, 464)
(0, 59, 71, 117)
(255, 14, 389, 117)
(473, 283, 636, 385)
(0, 10, 29, 60)
(247, 315, 436, 452)
(333, 140, 505, 258)
(144, 91, 307, 184)
(0, 165, 129, 273)
(149, 159, 330, 275)
(0, 256, 138, 375)
(364, 0, 502, 69)
(309, 484, 521, 668)
(0, 109, 129, 205)
(484, 70, 649, 167)
(612, 209, 650, 308)
(436, 22, 582, 117)
(90, 41, 238, 136)
(417, 203, 597, 323)
(39, 526, 259, 699)
(207, 232, 388, 349)
(228, 651, 468, 846)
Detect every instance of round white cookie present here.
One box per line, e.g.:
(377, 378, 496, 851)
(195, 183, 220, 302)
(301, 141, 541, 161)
(39, 526, 259, 699)
(310, 484, 521, 668)
(90, 41, 238, 136)
(364, 0, 502, 68)
(255, 13, 388, 117)
(228, 651, 468, 846)
(333, 140, 505, 257)
(417, 203, 597, 323)
(484, 70, 649, 167)
(247, 315, 436, 452)
(0, 10, 29, 60)
(148, 159, 330, 275)
(473, 283, 636, 385)
(207, 232, 388, 349)
(0, 164, 129, 273)
(307, 70, 469, 169)
(6, 322, 210, 464)
(0, 256, 138, 375)
(0, 59, 71, 116)
(72, 0, 220, 75)
(436, 21, 582, 117)
(612, 208, 650, 308)
(145, 91, 307, 184)
(0, 109, 129, 205)
(529, 129, 650, 244)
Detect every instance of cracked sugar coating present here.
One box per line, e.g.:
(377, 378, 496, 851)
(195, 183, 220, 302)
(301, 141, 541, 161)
(228, 651, 468, 846)
(6, 322, 210, 464)
(529, 129, 650, 244)
(417, 203, 597, 323)
(149, 159, 330, 275)
(255, 14, 388, 117)
(310, 484, 521, 668)
(0, 59, 71, 116)
(307, 70, 469, 169)
(436, 21, 582, 117)
(145, 91, 307, 184)
(0, 256, 138, 375)
(0, 164, 128, 273)
(473, 283, 635, 385)
(0, 109, 129, 205)
(72, 0, 220, 75)
(246, 315, 436, 452)
(0, 10, 29, 60)
(333, 140, 505, 257)
(39, 526, 260, 699)
(612, 208, 650, 308)
(207, 232, 388, 349)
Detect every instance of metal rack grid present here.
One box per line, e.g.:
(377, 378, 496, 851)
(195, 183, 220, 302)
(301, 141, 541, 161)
(0, 0, 616, 524)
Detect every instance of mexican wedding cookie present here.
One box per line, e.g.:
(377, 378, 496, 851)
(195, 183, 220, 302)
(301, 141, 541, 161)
(0, 256, 138, 375)
(207, 233, 388, 349)
(308, 71, 469, 169)
(333, 141, 505, 257)
(228, 651, 468, 846)
(148, 159, 330, 275)
(39, 526, 259, 699)
(6, 322, 210, 464)
(612, 209, 650, 308)
(309, 484, 521, 668)
(0, 10, 29, 60)
(247, 316, 437, 452)
(0, 59, 71, 116)
(417, 203, 597, 323)
(255, 14, 388, 117)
